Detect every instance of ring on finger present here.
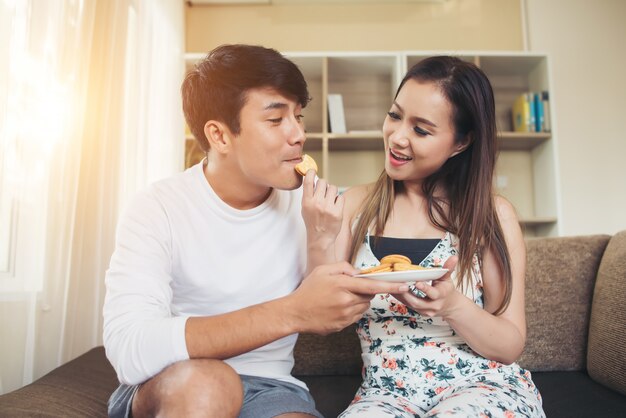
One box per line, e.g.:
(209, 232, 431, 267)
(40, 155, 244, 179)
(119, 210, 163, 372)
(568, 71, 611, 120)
(409, 286, 427, 298)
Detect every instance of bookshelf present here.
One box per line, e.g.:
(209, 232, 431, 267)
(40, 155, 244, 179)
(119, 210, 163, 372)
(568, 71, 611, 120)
(184, 51, 559, 237)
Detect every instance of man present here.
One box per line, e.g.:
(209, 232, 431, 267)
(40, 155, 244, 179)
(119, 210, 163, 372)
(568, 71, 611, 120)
(103, 44, 407, 418)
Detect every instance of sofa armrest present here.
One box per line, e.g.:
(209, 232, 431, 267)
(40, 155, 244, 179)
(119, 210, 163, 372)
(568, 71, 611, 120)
(519, 234, 610, 371)
(587, 230, 626, 396)
(0, 347, 117, 418)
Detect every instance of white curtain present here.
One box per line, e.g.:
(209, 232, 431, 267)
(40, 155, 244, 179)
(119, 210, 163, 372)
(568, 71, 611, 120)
(0, 0, 184, 394)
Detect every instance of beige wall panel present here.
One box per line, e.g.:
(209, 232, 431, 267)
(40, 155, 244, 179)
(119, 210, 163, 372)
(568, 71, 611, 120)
(186, 0, 523, 53)
(495, 151, 534, 219)
(527, 0, 626, 236)
(0, 301, 28, 393)
(328, 150, 384, 188)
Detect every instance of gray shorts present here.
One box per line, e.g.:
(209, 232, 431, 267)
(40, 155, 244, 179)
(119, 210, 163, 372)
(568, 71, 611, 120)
(108, 374, 323, 418)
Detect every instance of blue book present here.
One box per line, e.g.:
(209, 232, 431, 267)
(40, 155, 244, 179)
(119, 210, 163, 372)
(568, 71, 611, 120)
(534, 92, 544, 132)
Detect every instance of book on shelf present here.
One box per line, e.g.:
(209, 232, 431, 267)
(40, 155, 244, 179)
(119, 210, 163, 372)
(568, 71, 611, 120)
(533, 92, 543, 133)
(512, 91, 550, 133)
(512, 93, 532, 132)
(327, 93, 347, 134)
(541, 91, 551, 132)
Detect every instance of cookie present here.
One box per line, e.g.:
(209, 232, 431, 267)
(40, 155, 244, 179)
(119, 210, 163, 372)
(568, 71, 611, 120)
(393, 263, 427, 271)
(380, 254, 411, 266)
(295, 154, 318, 176)
(358, 263, 393, 275)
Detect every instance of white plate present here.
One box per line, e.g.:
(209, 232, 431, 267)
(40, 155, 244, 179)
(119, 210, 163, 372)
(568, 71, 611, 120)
(354, 269, 448, 283)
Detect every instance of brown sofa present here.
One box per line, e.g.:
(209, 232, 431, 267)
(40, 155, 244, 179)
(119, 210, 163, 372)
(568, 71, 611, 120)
(1, 232, 625, 417)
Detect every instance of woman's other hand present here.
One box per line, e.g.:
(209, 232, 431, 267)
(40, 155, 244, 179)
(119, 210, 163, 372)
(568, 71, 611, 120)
(391, 256, 464, 318)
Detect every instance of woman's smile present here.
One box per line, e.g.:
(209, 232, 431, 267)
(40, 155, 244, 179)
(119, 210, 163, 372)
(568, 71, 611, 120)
(389, 149, 413, 167)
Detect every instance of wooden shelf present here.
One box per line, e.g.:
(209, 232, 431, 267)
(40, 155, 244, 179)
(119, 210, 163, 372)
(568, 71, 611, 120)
(188, 131, 550, 151)
(305, 132, 324, 139)
(184, 138, 204, 168)
(519, 217, 557, 226)
(304, 136, 323, 151)
(303, 131, 551, 152)
(329, 132, 384, 151)
(498, 132, 551, 150)
(183, 51, 559, 237)
(327, 131, 383, 139)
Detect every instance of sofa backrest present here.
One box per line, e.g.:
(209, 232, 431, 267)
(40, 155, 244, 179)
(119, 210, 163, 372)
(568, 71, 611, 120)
(293, 234, 611, 376)
(515, 234, 609, 371)
(587, 230, 626, 395)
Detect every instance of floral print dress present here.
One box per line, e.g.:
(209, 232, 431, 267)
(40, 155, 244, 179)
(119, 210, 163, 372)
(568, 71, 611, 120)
(339, 232, 545, 418)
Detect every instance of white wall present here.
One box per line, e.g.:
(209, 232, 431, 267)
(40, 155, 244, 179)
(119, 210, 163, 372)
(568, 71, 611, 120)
(526, 0, 626, 236)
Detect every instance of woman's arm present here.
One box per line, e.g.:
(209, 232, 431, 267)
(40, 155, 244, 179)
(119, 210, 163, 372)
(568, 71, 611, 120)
(459, 196, 527, 362)
(302, 177, 371, 273)
(301, 171, 343, 274)
(395, 196, 527, 364)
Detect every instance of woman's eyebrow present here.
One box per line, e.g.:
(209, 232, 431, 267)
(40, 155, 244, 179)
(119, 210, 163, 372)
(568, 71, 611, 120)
(393, 101, 438, 128)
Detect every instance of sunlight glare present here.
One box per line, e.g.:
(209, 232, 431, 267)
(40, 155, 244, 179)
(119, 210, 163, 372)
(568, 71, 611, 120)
(9, 51, 73, 158)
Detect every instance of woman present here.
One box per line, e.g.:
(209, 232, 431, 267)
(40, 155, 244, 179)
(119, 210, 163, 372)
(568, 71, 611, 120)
(302, 56, 545, 417)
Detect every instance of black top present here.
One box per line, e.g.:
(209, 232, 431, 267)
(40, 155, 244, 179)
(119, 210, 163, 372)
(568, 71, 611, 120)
(370, 236, 440, 265)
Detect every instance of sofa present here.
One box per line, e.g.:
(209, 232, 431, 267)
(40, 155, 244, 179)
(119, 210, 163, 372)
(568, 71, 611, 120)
(1, 232, 625, 417)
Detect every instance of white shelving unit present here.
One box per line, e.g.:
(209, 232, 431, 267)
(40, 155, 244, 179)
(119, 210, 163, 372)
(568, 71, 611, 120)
(184, 51, 560, 237)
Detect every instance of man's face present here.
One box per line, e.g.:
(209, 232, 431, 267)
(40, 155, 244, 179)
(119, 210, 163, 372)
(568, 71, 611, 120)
(228, 87, 306, 190)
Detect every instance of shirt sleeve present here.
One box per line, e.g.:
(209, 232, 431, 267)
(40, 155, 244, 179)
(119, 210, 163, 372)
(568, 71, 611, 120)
(103, 189, 190, 385)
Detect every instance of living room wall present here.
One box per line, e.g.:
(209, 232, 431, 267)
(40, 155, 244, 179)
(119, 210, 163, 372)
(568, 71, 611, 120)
(185, 0, 626, 236)
(526, 0, 626, 236)
(186, 0, 523, 52)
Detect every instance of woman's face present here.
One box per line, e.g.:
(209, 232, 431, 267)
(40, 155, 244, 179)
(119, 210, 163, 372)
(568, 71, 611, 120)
(382, 78, 463, 184)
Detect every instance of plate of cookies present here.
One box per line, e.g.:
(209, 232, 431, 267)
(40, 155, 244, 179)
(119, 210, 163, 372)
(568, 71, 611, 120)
(354, 254, 448, 282)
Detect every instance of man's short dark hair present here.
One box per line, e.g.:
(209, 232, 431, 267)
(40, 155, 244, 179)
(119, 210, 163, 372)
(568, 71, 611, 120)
(181, 44, 311, 152)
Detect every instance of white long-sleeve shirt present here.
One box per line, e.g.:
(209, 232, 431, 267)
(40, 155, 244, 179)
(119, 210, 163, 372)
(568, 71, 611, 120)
(103, 161, 307, 387)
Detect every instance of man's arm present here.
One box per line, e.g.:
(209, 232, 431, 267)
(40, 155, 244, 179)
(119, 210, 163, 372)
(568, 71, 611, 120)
(104, 190, 409, 384)
(103, 190, 188, 386)
(185, 261, 409, 359)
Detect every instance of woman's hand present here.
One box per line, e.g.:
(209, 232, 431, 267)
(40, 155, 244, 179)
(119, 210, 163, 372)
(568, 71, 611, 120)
(391, 256, 465, 319)
(301, 170, 344, 250)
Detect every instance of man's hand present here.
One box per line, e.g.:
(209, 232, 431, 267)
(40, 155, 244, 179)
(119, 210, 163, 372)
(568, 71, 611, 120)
(287, 261, 410, 335)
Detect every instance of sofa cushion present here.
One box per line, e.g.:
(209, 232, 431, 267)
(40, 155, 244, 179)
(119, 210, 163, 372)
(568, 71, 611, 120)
(298, 375, 361, 418)
(519, 235, 610, 371)
(302, 372, 626, 418)
(2, 345, 624, 418)
(0, 347, 116, 417)
(532, 371, 626, 418)
(587, 230, 626, 396)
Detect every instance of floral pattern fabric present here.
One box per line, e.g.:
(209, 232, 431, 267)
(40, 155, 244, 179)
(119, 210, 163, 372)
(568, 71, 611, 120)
(340, 232, 545, 417)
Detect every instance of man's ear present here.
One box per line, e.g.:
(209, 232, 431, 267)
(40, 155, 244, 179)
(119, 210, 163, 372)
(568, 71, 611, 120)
(204, 120, 232, 155)
(450, 134, 472, 158)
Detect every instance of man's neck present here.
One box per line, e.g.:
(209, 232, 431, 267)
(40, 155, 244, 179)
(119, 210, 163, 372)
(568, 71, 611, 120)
(203, 160, 273, 210)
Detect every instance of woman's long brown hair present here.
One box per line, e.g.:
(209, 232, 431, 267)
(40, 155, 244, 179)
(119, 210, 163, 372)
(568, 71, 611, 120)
(349, 56, 512, 315)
